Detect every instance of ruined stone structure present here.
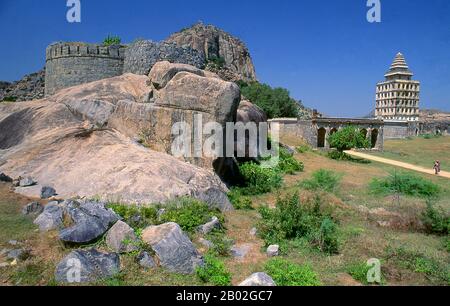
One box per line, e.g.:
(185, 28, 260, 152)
(45, 43, 126, 96)
(375, 53, 420, 122)
(269, 117, 384, 150)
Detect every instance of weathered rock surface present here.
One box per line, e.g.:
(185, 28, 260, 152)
(197, 216, 221, 235)
(237, 100, 267, 124)
(266, 245, 280, 257)
(7, 248, 31, 261)
(55, 249, 120, 283)
(105, 220, 139, 253)
(19, 177, 36, 187)
(231, 243, 252, 259)
(166, 23, 257, 82)
(123, 40, 205, 76)
(34, 202, 64, 232)
(136, 251, 157, 269)
(0, 69, 45, 102)
(59, 200, 119, 244)
(0, 74, 231, 209)
(142, 222, 203, 274)
(40, 186, 56, 199)
(22, 202, 44, 216)
(238, 272, 276, 286)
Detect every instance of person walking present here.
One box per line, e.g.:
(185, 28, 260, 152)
(433, 160, 441, 175)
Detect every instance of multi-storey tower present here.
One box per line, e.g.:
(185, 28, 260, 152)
(375, 53, 420, 121)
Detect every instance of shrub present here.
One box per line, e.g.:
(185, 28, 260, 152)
(206, 231, 234, 257)
(238, 81, 300, 119)
(227, 189, 254, 210)
(369, 172, 440, 198)
(327, 150, 371, 164)
(103, 35, 121, 46)
(107, 203, 158, 229)
(196, 253, 232, 286)
(300, 169, 342, 193)
(296, 144, 310, 154)
(208, 56, 226, 68)
(347, 261, 372, 284)
(258, 194, 339, 254)
(327, 126, 370, 152)
(160, 198, 223, 233)
(238, 162, 283, 195)
(276, 147, 304, 174)
(1, 96, 17, 102)
(421, 200, 450, 235)
(264, 258, 321, 286)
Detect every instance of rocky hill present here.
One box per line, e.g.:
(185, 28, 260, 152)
(0, 69, 45, 102)
(166, 23, 257, 82)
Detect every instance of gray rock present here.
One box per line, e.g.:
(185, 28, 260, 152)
(34, 202, 64, 232)
(22, 202, 44, 216)
(136, 251, 156, 269)
(249, 227, 257, 237)
(267, 245, 280, 257)
(238, 272, 276, 286)
(157, 209, 166, 220)
(8, 240, 20, 246)
(55, 249, 120, 283)
(199, 238, 214, 249)
(105, 221, 139, 253)
(142, 222, 204, 274)
(59, 200, 119, 244)
(194, 187, 234, 212)
(197, 216, 221, 235)
(7, 248, 30, 261)
(19, 177, 36, 187)
(231, 244, 252, 259)
(40, 186, 56, 199)
(0, 172, 12, 182)
(0, 262, 9, 268)
(0, 249, 11, 256)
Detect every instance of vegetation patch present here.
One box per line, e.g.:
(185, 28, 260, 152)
(196, 252, 232, 286)
(421, 200, 449, 235)
(369, 171, 440, 198)
(327, 150, 371, 164)
(236, 162, 283, 195)
(237, 81, 300, 119)
(227, 189, 254, 210)
(347, 261, 384, 285)
(1, 96, 17, 102)
(386, 247, 449, 285)
(264, 258, 321, 286)
(299, 169, 342, 193)
(327, 126, 370, 152)
(103, 35, 121, 46)
(276, 147, 304, 174)
(258, 194, 339, 254)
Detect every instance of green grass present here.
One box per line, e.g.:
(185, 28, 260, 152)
(0, 194, 37, 244)
(264, 258, 321, 286)
(299, 169, 342, 193)
(196, 252, 232, 286)
(368, 136, 450, 172)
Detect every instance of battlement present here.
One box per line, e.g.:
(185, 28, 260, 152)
(46, 42, 126, 61)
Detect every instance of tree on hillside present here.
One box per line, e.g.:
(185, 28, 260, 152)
(327, 126, 370, 152)
(237, 81, 300, 119)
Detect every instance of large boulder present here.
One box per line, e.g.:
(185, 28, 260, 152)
(0, 77, 232, 209)
(22, 202, 44, 216)
(33, 202, 64, 232)
(166, 23, 257, 82)
(55, 249, 120, 283)
(105, 220, 139, 253)
(59, 200, 119, 244)
(142, 222, 203, 274)
(237, 100, 267, 124)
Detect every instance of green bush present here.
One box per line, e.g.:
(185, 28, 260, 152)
(228, 189, 254, 210)
(421, 200, 450, 235)
(327, 150, 371, 164)
(107, 203, 158, 229)
(258, 194, 339, 254)
(1, 96, 17, 102)
(103, 35, 121, 46)
(327, 126, 370, 152)
(276, 147, 304, 174)
(208, 56, 226, 68)
(238, 162, 283, 195)
(206, 231, 234, 257)
(264, 258, 321, 286)
(238, 81, 300, 119)
(300, 169, 342, 193)
(196, 253, 232, 286)
(347, 261, 371, 284)
(160, 198, 223, 233)
(369, 172, 440, 198)
(296, 144, 310, 154)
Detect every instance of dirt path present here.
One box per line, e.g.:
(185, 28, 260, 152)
(344, 150, 450, 179)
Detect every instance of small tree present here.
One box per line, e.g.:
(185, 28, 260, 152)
(327, 126, 370, 152)
(103, 35, 121, 46)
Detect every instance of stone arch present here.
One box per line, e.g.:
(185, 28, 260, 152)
(317, 127, 326, 148)
(371, 129, 379, 148)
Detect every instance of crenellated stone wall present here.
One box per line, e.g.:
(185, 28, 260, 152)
(45, 42, 126, 96)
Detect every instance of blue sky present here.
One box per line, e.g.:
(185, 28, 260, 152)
(0, 0, 449, 116)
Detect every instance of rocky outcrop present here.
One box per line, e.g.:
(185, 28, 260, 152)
(0, 69, 45, 102)
(237, 100, 268, 124)
(105, 221, 139, 253)
(166, 23, 257, 82)
(0, 73, 232, 209)
(33, 202, 64, 232)
(123, 40, 205, 75)
(142, 222, 203, 274)
(55, 249, 120, 283)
